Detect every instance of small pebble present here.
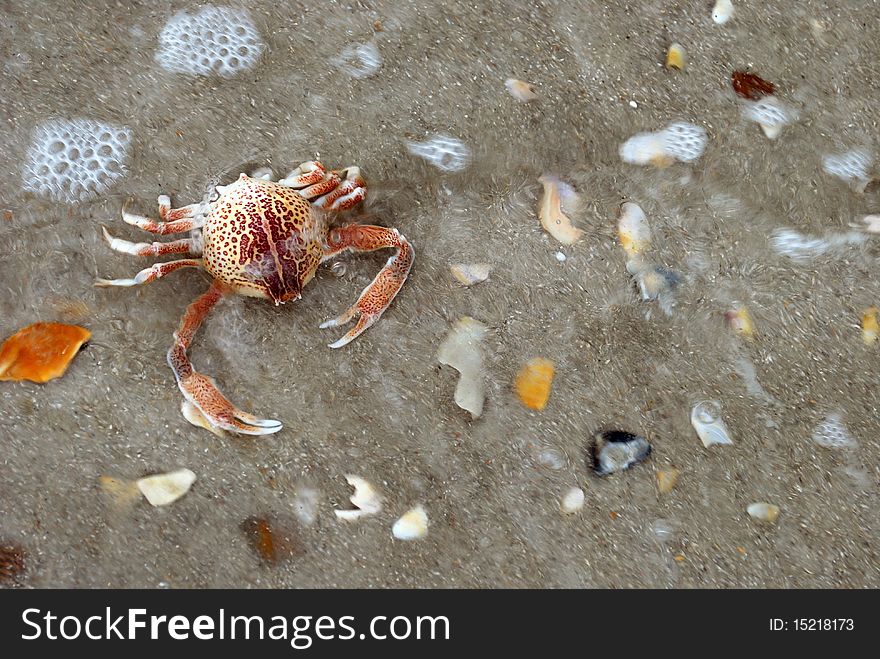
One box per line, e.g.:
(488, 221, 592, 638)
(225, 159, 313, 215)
(555, 251, 566, 262)
(591, 430, 652, 476)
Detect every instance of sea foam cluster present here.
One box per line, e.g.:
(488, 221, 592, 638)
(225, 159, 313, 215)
(620, 121, 707, 166)
(155, 6, 264, 78)
(22, 118, 132, 203)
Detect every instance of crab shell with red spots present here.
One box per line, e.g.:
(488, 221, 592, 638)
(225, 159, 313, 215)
(202, 174, 327, 304)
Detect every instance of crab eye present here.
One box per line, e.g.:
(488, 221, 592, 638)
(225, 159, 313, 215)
(329, 228, 342, 244)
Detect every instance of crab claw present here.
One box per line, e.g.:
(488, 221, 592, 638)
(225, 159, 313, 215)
(175, 370, 283, 436)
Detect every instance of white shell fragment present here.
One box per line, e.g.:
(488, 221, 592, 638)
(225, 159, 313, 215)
(691, 401, 733, 447)
(334, 41, 382, 79)
(747, 502, 780, 523)
(449, 263, 492, 286)
(743, 97, 795, 139)
(538, 175, 584, 245)
(505, 78, 539, 102)
(136, 468, 196, 507)
(822, 148, 872, 186)
(335, 475, 383, 521)
(392, 504, 428, 540)
(712, 0, 734, 24)
(811, 412, 857, 449)
(437, 317, 488, 418)
(626, 258, 679, 316)
(560, 487, 585, 514)
(620, 122, 707, 166)
(618, 202, 651, 257)
(406, 134, 471, 172)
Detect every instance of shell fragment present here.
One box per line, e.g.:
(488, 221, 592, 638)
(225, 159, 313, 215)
(514, 357, 556, 411)
(392, 505, 428, 540)
(538, 175, 584, 245)
(691, 401, 733, 447)
(449, 263, 491, 286)
(136, 468, 196, 507)
(747, 502, 780, 523)
(505, 78, 539, 102)
(437, 317, 489, 418)
(560, 487, 585, 514)
(335, 475, 383, 521)
(591, 430, 652, 476)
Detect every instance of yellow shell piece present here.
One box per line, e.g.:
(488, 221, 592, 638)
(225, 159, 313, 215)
(656, 468, 680, 494)
(861, 307, 878, 345)
(514, 357, 555, 410)
(666, 43, 686, 70)
(0, 322, 91, 383)
(726, 307, 755, 339)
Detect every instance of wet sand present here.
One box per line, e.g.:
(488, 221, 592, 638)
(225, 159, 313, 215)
(1, 0, 878, 587)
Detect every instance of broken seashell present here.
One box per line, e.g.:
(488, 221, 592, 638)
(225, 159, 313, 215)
(0, 322, 90, 383)
(725, 307, 755, 338)
(514, 357, 555, 411)
(656, 468, 680, 494)
(618, 202, 651, 257)
(392, 504, 428, 540)
(437, 317, 488, 418)
(627, 258, 679, 316)
(747, 502, 780, 523)
(591, 430, 652, 476)
(732, 70, 776, 100)
(560, 486, 585, 514)
(181, 400, 226, 436)
(665, 43, 686, 70)
(136, 468, 196, 507)
(691, 400, 733, 447)
(505, 78, 539, 102)
(712, 0, 734, 24)
(449, 263, 491, 286)
(861, 307, 878, 345)
(335, 475, 383, 521)
(98, 475, 141, 509)
(537, 175, 584, 245)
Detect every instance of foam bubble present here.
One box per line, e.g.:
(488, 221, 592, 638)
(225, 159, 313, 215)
(821, 148, 872, 183)
(743, 97, 794, 139)
(22, 118, 131, 203)
(406, 134, 471, 172)
(812, 413, 857, 449)
(156, 6, 264, 78)
(620, 122, 707, 165)
(334, 42, 382, 79)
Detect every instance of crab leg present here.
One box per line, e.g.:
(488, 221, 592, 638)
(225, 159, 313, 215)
(312, 167, 367, 211)
(102, 227, 202, 257)
(167, 281, 282, 436)
(94, 258, 203, 288)
(278, 161, 328, 187)
(319, 225, 414, 348)
(158, 195, 211, 222)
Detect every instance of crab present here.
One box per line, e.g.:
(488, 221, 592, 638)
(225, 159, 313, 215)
(96, 161, 414, 436)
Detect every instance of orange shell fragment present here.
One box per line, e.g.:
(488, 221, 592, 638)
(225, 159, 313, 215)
(0, 322, 91, 383)
(514, 357, 555, 410)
